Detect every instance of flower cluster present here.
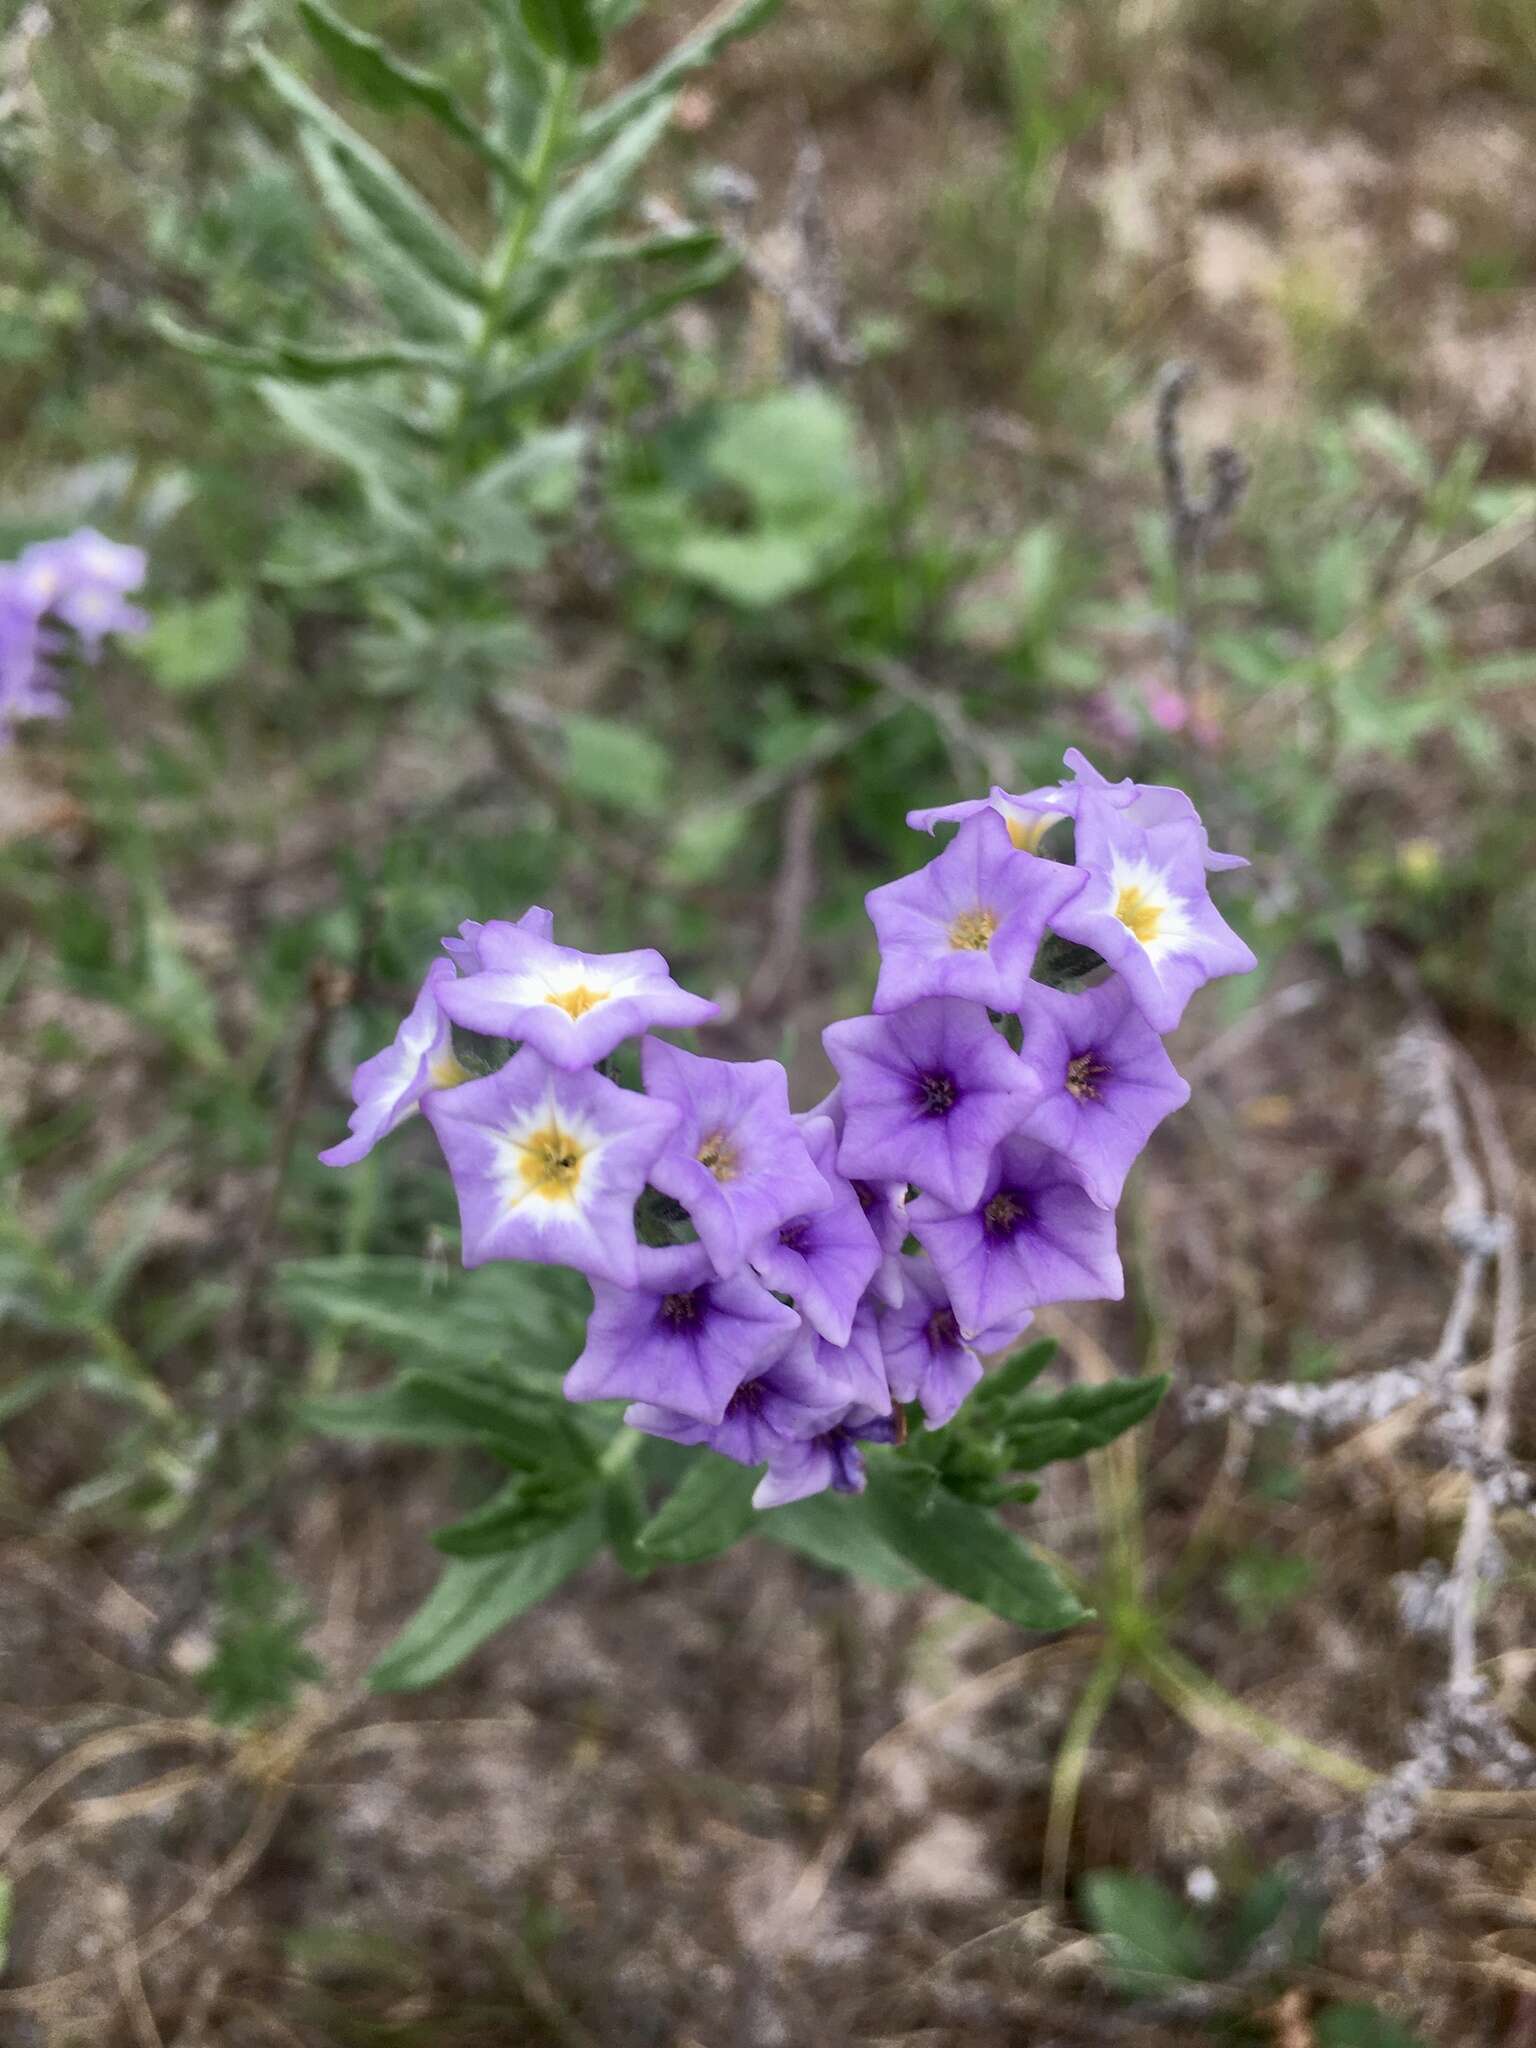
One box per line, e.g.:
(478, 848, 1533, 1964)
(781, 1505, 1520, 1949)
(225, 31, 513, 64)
(0, 527, 148, 745)
(322, 749, 1254, 1507)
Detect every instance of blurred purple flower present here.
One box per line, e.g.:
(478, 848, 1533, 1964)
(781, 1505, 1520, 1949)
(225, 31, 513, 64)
(1014, 977, 1191, 1208)
(823, 997, 1042, 1211)
(911, 1133, 1123, 1337)
(424, 1048, 678, 1286)
(0, 526, 147, 745)
(866, 809, 1086, 1013)
(565, 1240, 800, 1423)
(642, 1039, 832, 1277)
(438, 925, 717, 1069)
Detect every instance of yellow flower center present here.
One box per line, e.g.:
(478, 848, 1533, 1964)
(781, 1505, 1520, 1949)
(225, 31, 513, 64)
(428, 1052, 471, 1090)
(546, 983, 609, 1020)
(948, 907, 1000, 952)
(697, 1131, 739, 1182)
(1066, 1051, 1109, 1101)
(1113, 884, 1164, 946)
(1005, 813, 1052, 853)
(516, 1122, 586, 1203)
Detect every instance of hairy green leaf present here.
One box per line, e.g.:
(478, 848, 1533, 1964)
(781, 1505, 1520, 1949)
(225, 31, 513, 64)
(1081, 1870, 1209, 1987)
(369, 1505, 603, 1689)
(578, 0, 781, 151)
(863, 1464, 1087, 1630)
(153, 311, 457, 383)
(758, 1489, 926, 1589)
(255, 50, 483, 306)
(517, 0, 603, 67)
(639, 1453, 758, 1562)
(1002, 1374, 1169, 1471)
(297, 0, 522, 181)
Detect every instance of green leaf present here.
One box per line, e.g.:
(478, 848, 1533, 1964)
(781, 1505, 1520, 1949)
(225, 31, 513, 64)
(297, 0, 521, 180)
(257, 380, 425, 525)
(562, 715, 670, 816)
(577, 0, 781, 150)
(535, 97, 676, 256)
(638, 1453, 758, 1562)
(303, 1367, 569, 1455)
(152, 311, 456, 384)
(0, 1874, 10, 1974)
(517, 0, 603, 67)
(863, 1464, 1087, 1630)
(971, 1338, 1058, 1409)
(1002, 1375, 1169, 1472)
(708, 386, 865, 517)
(432, 1471, 594, 1556)
(369, 1505, 603, 1690)
(759, 1489, 926, 1590)
(1316, 2005, 1430, 2048)
(137, 591, 251, 694)
(255, 50, 483, 305)
(1081, 1870, 1209, 1987)
(196, 1552, 324, 1727)
(298, 132, 474, 345)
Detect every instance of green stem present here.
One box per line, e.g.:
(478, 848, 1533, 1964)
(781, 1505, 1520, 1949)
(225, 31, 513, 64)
(453, 62, 575, 453)
(1042, 1646, 1124, 1906)
(1140, 1642, 1378, 1795)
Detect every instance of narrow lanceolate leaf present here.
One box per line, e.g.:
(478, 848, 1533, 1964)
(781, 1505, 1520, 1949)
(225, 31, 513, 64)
(638, 1453, 758, 1563)
(578, 0, 782, 152)
(297, 0, 526, 184)
(369, 1505, 603, 1690)
(534, 96, 677, 256)
(758, 1490, 925, 1590)
(152, 313, 456, 384)
(864, 1465, 1088, 1631)
(254, 50, 483, 306)
(1003, 1375, 1169, 1472)
(517, 0, 603, 67)
(971, 1338, 1058, 1410)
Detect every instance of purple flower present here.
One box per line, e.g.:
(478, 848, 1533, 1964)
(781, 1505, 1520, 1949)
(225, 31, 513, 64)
(753, 1406, 903, 1509)
(866, 808, 1086, 1013)
(642, 1039, 833, 1277)
(823, 997, 1042, 1211)
(442, 906, 553, 974)
(799, 1088, 908, 1308)
(1014, 977, 1191, 1208)
(1047, 786, 1256, 1034)
(437, 925, 719, 1070)
(0, 584, 59, 743)
(908, 780, 1077, 855)
(625, 1340, 849, 1466)
(749, 1115, 881, 1344)
(910, 1133, 1123, 1337)
(13, 529, 148, 653)
(1061, 747, 1246, 873)
(565, 1241, 800, 1423)
(319, 959, 469, 1168)
(879, 1255, 995, 1427)
(793, 1299, 893, 1416)
(423, 1048, 678, 1287)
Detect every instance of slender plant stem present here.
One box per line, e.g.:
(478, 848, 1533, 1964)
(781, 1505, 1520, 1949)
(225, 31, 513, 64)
(1042, 1646, 1124, 1907)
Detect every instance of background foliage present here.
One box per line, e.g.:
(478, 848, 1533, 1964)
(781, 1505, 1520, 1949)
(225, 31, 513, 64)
(1, 0, 1533, 2040)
